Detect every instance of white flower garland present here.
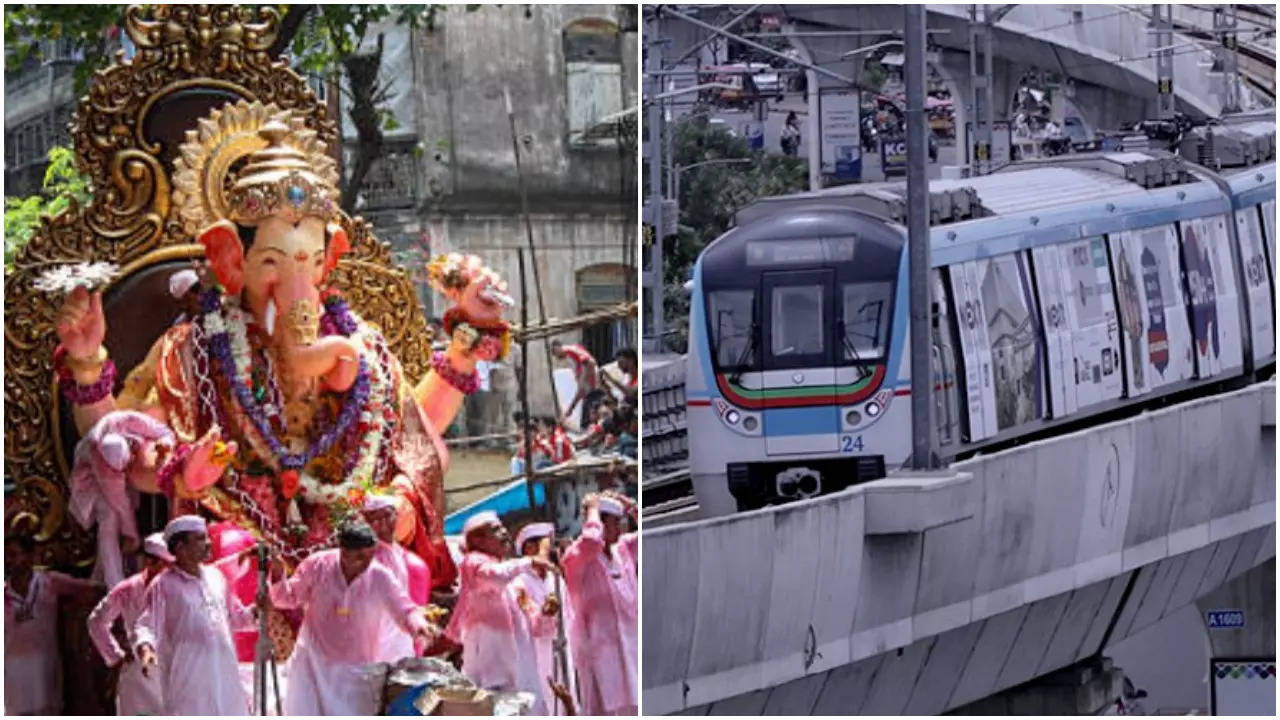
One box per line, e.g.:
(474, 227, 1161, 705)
(203, 300, 395, 512)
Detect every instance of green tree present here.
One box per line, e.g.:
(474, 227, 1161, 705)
(4, 145, 91, 272)
(661, 112, 808, 349)
(3, 4, 472, 218)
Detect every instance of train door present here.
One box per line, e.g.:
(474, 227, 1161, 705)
(931, 269, 961, 448)
(760, 269, 840, 455)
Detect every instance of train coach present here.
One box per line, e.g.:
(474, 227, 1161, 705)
(685, 122, 1276, 515)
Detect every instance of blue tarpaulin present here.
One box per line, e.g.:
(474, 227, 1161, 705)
(443, 479, 546, 536)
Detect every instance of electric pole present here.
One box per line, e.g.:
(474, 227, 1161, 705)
(905, 5, 935, 470)
(969, 4, 995, 175)
(1152, 4, 1176, 120)
(646, 15, 666, 352)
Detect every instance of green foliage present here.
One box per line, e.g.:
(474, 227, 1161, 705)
(662, 113, 808, 344)
(3, 4, 125, 93)
(4, 145, 92, 272)
(864, 61, 887, 93)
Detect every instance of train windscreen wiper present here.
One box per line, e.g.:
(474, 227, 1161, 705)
(729, 323, 758, 386)
(838, 320, 871, 384)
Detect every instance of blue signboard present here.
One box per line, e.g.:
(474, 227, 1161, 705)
(1207, 609, 1245, 629)
(880, 136, 908, 175)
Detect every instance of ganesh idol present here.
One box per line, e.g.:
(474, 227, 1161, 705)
(52, 99, 507, 589)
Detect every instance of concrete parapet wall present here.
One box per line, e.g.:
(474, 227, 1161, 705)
(643, 381, 1276, 714)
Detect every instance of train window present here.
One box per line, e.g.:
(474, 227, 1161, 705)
(840, 281, 892, 359)
(708, 290, 756, 368)
(770, 285, 825, 357)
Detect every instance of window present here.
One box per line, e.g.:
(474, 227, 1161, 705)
(841, 281, 893, 360)
(577, 263, 634, 367)
(708, 289, 755, 367)
(563, 18, 623, 147)
(770, 285, 824, 357)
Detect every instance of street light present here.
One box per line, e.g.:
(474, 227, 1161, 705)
(841, 40, 904, 60)
(667, 158, 754, 200)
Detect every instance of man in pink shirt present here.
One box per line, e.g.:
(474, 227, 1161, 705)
(135, 515, 254, 715)
(561, 494, 638, 715)
(447, 511, 556, 714)
(5, 533, 102, 715)
(362, 492, 432, 661)
(87, 532, 173, 715)
(269, 521, 436, 715)
(511, 521, 576, 715)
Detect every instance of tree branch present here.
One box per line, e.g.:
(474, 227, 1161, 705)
(268, 4, 316, 59)
(339, 32, 386, 213)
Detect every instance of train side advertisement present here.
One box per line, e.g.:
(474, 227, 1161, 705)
(1180, 216, 1244, 378)
(1110, 224, 1195, 397)
(1031, 237, 1122, 417)
(1235, 209, 1276, 363)
(950, 253, 1044, 440)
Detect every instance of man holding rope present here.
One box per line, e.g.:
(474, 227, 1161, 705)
(511, 521, 576, 715)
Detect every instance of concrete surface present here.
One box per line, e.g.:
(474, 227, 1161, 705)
(643, 380, 1276, 714)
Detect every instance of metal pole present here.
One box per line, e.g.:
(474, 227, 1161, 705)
(254, 543, 269, 716)
(905, 5, 934, 470)
(551, 552, 571, 715)
(1153, 4, 1176, 119)
(517, 248, 538, 515)
(969, 4, 994, 175)
(505, 88, 564, 421)
(647, 29, 666, 351)
(782, 26, 823, 191)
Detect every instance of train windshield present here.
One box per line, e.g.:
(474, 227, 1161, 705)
(709, 289, 756, 368)
(841, 281, 893, 359)
(770, 285, 825, 357)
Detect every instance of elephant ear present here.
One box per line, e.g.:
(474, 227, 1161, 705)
(322, 223, 351, 278)
(198, 219, 245, 296)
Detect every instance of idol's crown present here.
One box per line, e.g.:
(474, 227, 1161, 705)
(228, 122, 338, 226)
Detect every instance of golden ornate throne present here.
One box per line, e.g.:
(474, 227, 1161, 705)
(4, 4, 433, 571)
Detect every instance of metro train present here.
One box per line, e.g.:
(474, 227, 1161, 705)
(685, 117, 1276, 515)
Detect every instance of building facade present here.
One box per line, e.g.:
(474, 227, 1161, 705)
(404, 4, 639, 432)
(4, 39, 82, 196)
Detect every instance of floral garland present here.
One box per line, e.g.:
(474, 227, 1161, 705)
(197, 289, 398, 539)
(201, 288, 371, 474)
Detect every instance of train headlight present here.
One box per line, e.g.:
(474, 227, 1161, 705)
(725, 409, 741, 425)
(742, 416, 758, 431)
(845, 410, 862, 426)
(865, 401, 881, 417)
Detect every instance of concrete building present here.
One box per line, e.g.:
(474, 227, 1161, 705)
(405, 4, 639, 431)
(4, 38, 82, 196)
